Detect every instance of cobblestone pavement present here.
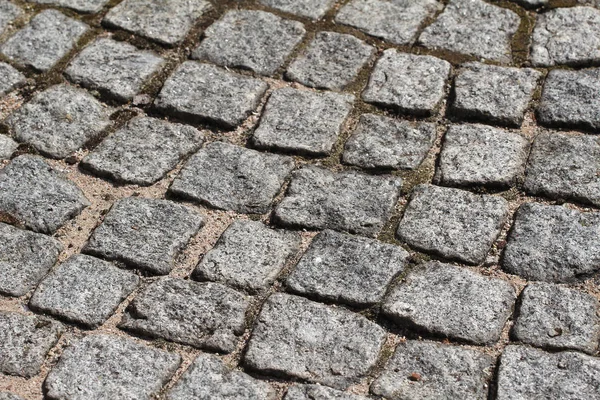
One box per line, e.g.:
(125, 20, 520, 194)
(2, 0, 600, 399)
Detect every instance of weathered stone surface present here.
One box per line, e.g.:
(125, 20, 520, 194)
(81, 116, 203, 186)
(167, 354, 277, 400)
(155, 61, 268, 128)
(397, 184, 508, 265)
(170, 142, 294, 214)
(502, 203, 600, 282)
(83, 197, 203, 275)
(496, 345, 600, 400)
(120, 277, 249, 353)
(259, 0, 335, 20)
(27, 0, 109, 13)
(192, 10, 305, 76)
(383, 262, 516, 344)
(0, 393, 24, 400)
(437, 124, 529, 187)
(194, 220, 301, 293)
(451, 63, 541, 127)
(513, 0, 548, 6)
(336, 0, 440, 46)
(362, 49, 450, 116)
(286, 31, 374, 90)
(0, 311, 63, 378)
(244, 293, 387, 389)
(0, 134, 18, 160)
(286, 229, 409, 307)
(0, 62, 26, 96)
(45, 334, 181, 400)
(285, 385, 368, 400)
(0, 10, 88, 71)
(0, 155, 90, 233)
(65, 38, 165, 102)
(274, 166, 402, 237)
(252, 87, 354, 156)
(6, 84, 112, 158)
(0, 0, 21, 35)
(103, 0, 211, 46)
(371, 340, 494, 400)
(342, 114, 436, 170)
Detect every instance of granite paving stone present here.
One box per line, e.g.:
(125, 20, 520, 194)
(397, 184, 508, 265)
(0, 393, 24, 400)
(27, 0, 110, 13)
(362, 49, 451, 116)
(169, 142, 294, 214)
(285, 385, 369, 400)
(81, 116, 203, 186)
(0, 134, 18, 160)
(371, 340, 494, 400)
(154, 61, 268, 128)
(502, 203, 600, 282)
(6, 84, 112, 159)
(0, 10, 88, 72)
(192, 10, 305, 76)
(252, 87, 354, 156)
(274, 166, 402, 237)
(44, 334, 181, 400)
(120, 277, 249, 353)
(286, 229, 409, 307)
(418, 0, 520, 63)
(383, 262, 516, 345)
(0, 0, 21, 35)
(193, 219, 301, 293)
(65, 38, 165, 102)
(0, 311, 63, 377)
(342, 114, 436, 170)
(259, 0, 335, 20)
(0, 155, 90, 233)
(0, 62, 26, 96)
(244, 293, 387, 389)
(83, 197, 203, 275)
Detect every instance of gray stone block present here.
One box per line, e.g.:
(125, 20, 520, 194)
(274, 166, 402, 237)
(362, 49, 450, 116)
(252, 87, 354, 156)
(244, 293, 387, 389)
(0, 393, 24, 400)
(44, 334, 181, 400)
(286, 229, 409, 307)
(0, 134, 18, 160)
(383, 262, 516, 345)
(259, 0, 335, 20)
(0, 62, 26, 96)
(285, 385, 369, 400)
(27, 0, 109, 13)
(0, 155, 90, 233)
(397, 184, 508, 265)
(0, 0, 21, 35)
(192, 10, 305, 76)
(169, 142, 294, 214)
(83, 197, 203, 275)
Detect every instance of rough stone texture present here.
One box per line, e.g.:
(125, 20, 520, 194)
(0, 311, 63, 378)
(192, 10, 305, 76)
(0, 10, 88, 72)
(451, 63, 541, 127)
(496, 345, 600, 400)
(286, 31, 374, 90)
(0, 134, 18, 160)
(274, 166, 402, 237)
(336, 0, 440, 46)
(103, 0, 212, 46)
(29, 254, 139, 328)
(285, 385, 368, 400)
(383, 262, 516, 344)
(120, 277, 249, 353)
(371, 340, 494, 400)
(44, 334, 181, 400)
(27, 0, 109, 13)
(83, 197, 203, 275)
(194, 220, 301, 293)
(286, 229, 409, 307)
(419, 0, 520, 62)
(6, 84, 112, 159)
(169, 142, 294, 214)
(81, 116, 203, 186)
(502, 203, 600, 282)
(513, 0, 547, 6)
(342, 114, 436, 170)
(65, 38, 165, 102)
(252, 87, 354, 156)
(0, 155, 90, 234)
(0, 393, 24, 400)
(155, 61, 268, 128)
(437, 124, 529, 187)
(0, 0, 21, 35)
(512, 283, 600, 354)
(167, 354, 277, 400)
(259, 0, 335, 20)
(244, 293, 387, 389)
(362, 49, 451, 116)
(397, 184, 508, 265)
(0, 62, 26, 96)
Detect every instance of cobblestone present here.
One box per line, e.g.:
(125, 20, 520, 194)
(285, 385, 368, 400)
(28, 0, 109, 13)
(0, 393, 24, 400)
(0, 134, 18, 160)
(259, 0, 335, 20)
(0, 62, 26, 96)
(0, 0, 21, 35)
